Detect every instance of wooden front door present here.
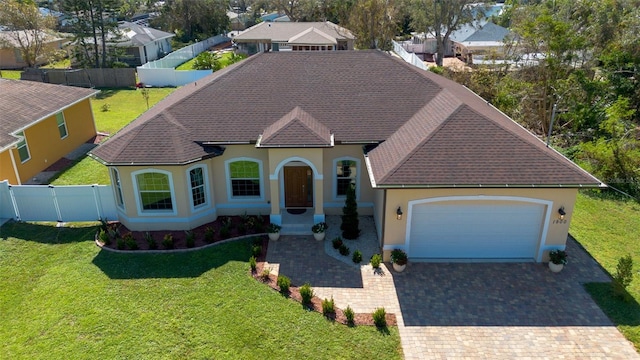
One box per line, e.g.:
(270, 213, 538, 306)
(284, 166, 312, 207)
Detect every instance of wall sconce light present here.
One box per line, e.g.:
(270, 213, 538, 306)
(396, 206, 403, 220)
(558, 206, 566, 220)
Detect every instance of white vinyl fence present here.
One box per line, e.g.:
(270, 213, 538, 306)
(0, 181, 117, 223)
(138, 34, 231, 87)
(392, 40, 429, 71)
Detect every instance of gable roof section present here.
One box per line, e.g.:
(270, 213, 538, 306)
(0, 79, 98, 151)
(258, 106, 332, 147)
(91, 51, 602, 187)
(288, 27, 337, 45)
(463, 22, 511, 43)
(116, 22, 174, 47)
(233, 21, 354, 42)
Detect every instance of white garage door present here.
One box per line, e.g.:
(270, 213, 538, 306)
(408, 201, 545, 261)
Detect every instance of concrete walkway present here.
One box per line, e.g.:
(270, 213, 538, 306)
(265, 217, 639, 359)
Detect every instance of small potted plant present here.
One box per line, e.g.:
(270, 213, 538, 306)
(266, 223, 281, 241)
(548, 249, 567, 273)
(311, 222, 328, 241)
(390, 249, 408, 272)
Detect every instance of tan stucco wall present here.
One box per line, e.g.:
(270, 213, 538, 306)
(381, 187, 579, 262)
(7, 99, 96, 184)
(109, 144, 379, 231)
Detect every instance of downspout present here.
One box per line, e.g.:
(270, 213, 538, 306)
(8, 147, 21, 185)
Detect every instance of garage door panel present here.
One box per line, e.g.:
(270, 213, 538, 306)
(409, 201, 544, 260)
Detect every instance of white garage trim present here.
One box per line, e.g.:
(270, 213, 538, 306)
(405, 195, 552, 262)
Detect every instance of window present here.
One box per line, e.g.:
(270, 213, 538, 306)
(56, 112, 68, 139)
(16, 131, 30, 163)
(135, 172, 173, 211)
(111, 168, 124, 208)
(335, 158, 358, 198)
(227, 159, 262, 199)
(189, 166, 207, 208)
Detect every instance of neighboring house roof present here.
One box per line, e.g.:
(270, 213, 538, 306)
(463, 22, 511, 43)
(288, 27, 337, 45)
(115, 22, 174, 47)
(0, 30, 63, 48)
(0, 79, 98, 151)
(233, 21, 354, 43)
(90, 51, 601, 188)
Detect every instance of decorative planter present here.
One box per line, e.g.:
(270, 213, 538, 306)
(548, 262, 564, 273)
(268, 232, 280, 241)
(393, 263, 406, 272)
(313, 232, 325, 241)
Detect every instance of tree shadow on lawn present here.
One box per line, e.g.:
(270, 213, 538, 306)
(94, 88, 125, 100)
(0, 221, 97, 244)
(92, 239, 251, 279)
(584, 282, 640, 328)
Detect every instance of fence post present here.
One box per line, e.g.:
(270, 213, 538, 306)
(6, 183, 20, 221)
(49, 185, 63, 223)
(92, 184, 104, 221)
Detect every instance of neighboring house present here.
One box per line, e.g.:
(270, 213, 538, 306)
(0, 79, 98, 185)
(233, 21, 354, 55)
(90, 51, 603, 263)
(114, 22, 174, 66)
(0, 31, 65, 69)
(450, 22, 513, 62)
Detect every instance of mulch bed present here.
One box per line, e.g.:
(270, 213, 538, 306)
(44, 157, 74, 172)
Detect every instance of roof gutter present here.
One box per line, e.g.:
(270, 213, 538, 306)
(87, 153, 208, 167)
(372, 183, 606, 189)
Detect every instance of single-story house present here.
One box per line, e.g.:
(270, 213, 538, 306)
(89, 51, 603, 263)
(233, 21, 354, 55)
(0, 79, 98, 184)
(451, 22, 514, 62)
(114, 22, 174, 66)
(0, 30, 66, 69)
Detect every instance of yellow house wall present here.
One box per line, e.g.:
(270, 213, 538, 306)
(381, 187, 578, 262)
(0, 150, 19, 184)
(322, 145, 374, 216)
(10, 99, 96, 184)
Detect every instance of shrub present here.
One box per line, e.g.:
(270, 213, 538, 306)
(341, 183, 360, 239)
(344, 305, 355, 325)
(339, 244, 350, 256)
(613, 254, 634, 300)
(261, 268, 271, 281)
(372, 307, 386, 327)
(100, 103, 110, 112)
(311, 222, 328, 233)
(204, 226, 215, 243)
(98, 229, 110, 245)
(192, 51, 221, 70)
(277, 275, 291, 294)
(162, 233, 174, 249)
(266, 223, 281, 233)
(124, 233, 138, 250)
(185, 230, 195, 248)
(252, 244, 262, 258)
(116, 236, 126, 250)
(145, 232, 157, 250)
(390, 249, 407, 266)
(370, 254, 382, 268)
(299, 283, 314, 304)
(249, 256, 257, 272)
(220, 225, 230, 239)
(352, 250, 362, 264)
(237, 222, 246, 235)
(332, 237, 343, 249)
(322, 297, 335, 315)
(252, 237, 262, 246)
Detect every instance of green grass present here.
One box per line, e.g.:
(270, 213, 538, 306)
(0, 222, 402, 359)
(176, 51, 239, 70)
(0, 70, 21, 79)
(571, 190, 640, 350)
(92, 87, 176, 134)
(49, 156, 110, 185)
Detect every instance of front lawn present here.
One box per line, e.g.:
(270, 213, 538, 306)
(0, 222, 402, 359)
(571, 191, 640, 351)
(0, 70, 21, 79)
(176, 51, 240, 70)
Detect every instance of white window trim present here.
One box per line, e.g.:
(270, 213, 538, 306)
(333, 157, 360, 201)
(110, 168, 125, 210)
(56, 112, 68, 139)
(131, 169, 177, 216)
(225, 157, 265, 202)
(15, 131, 30, 163)
(186, 164, 211, 212)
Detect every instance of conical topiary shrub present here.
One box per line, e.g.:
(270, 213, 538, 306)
(341, 183, 360, 239)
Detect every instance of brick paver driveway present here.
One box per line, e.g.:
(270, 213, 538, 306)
(267, 234, 639, 359)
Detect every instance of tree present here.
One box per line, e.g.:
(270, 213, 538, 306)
(411, 0, 480, 66)
(154, 0, 229, 43)
(341, 183, 360, 240)
(61, 0, 123, 68)
(0, 0, 56, 68)
(347, 0, 399, 50)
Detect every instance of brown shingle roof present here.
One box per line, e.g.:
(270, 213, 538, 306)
(0, 79, 98, 150)
(91, 51, 602, 187)
(259, 106, 332, 147)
